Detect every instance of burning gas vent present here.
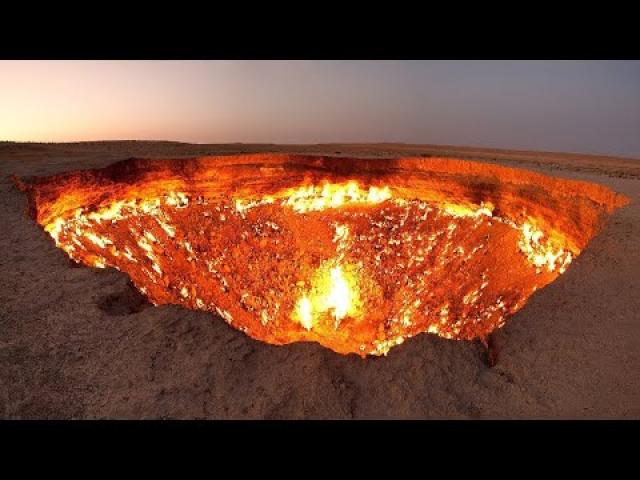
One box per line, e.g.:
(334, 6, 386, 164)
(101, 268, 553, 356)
(16, 154, 628, 356)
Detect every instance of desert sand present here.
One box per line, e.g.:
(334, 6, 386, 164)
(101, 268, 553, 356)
(1, 141, 638, 419)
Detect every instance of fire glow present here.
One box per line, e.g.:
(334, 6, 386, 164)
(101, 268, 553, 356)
(16, 154, 628, 356)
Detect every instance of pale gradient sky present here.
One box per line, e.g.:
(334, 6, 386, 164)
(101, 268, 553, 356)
(1, 60, 639, 158)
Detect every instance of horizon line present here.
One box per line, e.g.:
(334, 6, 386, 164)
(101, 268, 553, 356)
(1, 139, 638, 162)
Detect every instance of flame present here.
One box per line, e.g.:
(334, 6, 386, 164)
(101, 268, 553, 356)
(235, 196, 275, 214)
(280, 181, 391, 213)
(518, 220, 574, 273)
(327, 265, 352, 320)
(294, 295, 313, 330)
(442, 201, 494, 218)
(292, 261, 362, 330)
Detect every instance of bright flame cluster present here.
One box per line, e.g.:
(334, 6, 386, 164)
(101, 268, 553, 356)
(43, 192, 187, 268)
(293, 261, 362, 331)
(518, 220, 573, 273)
(44, 192, 188, 247)
(282, 181, 392, 213)
(442, 202, 494, 219)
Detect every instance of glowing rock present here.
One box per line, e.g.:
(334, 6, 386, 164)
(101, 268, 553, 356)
(15, 154, 628, 356)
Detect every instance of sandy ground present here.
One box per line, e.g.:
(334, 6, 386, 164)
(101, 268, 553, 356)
(1, 141, 638, 419)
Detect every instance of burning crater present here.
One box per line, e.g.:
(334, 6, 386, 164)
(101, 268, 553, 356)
(16, 154, 628, 356)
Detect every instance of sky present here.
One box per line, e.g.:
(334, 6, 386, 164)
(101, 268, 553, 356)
(1, 60, 639, 158)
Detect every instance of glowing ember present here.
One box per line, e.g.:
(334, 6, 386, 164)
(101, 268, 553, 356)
(15, 154, 628, 356)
